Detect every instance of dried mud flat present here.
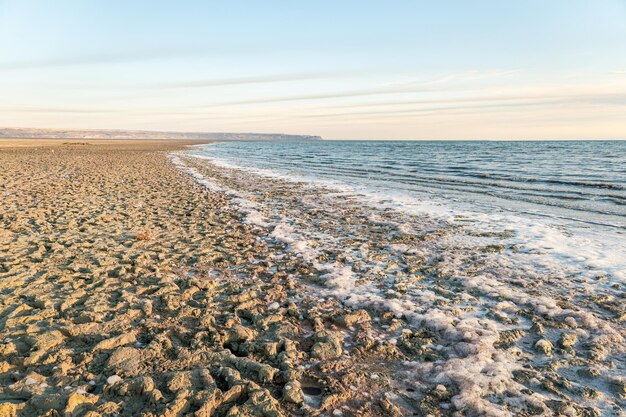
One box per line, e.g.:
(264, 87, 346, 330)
(0, 141, 624, 417)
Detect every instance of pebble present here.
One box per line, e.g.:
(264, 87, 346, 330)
(106, 375, 122, 385)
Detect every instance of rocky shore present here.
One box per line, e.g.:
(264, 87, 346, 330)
(0, 141, 624, 417)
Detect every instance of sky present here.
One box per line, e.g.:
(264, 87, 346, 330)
(1, 0, 626, 140)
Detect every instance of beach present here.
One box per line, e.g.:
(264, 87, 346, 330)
(0, 140, 407, 417)
(1, 140, 624, 417)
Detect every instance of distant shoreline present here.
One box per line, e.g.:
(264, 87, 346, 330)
(0, 127, 322, 142)
(0, 138, 214, 148)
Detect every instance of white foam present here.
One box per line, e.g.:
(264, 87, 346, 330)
(185, 149, 626, 284)
(169, 154, 272, 229)
(173, 150, 626, 416)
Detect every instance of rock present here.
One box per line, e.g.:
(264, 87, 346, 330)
(262, 342, 278, 357)
(311, 331, 343, 360)
(166, 369, 215, 393)
(106, 346, 144, 376)
(227, 357, 278, 383)
(221, 385, 244, 404)
(0, 361, 12, 373)
(564, 316, 578, 328)
(578, 366, 602, 378)
(232, 386, 283, 417)
(590, 343, 607, 361)
(0, 342, 18, 357)
(167, 371, 195, 392)
(60, 322, 100, 338)
(220, 366, 243, 387)
(535, 339, 553, 354)
(282, 380, 304, 404)
(94, 332, 137, 351)
(494, 329, 525, 348)
(531, 321, 545, 334)
(0, 402, 19, 417)
(106, 375, 123, 385)
(194, 389, 221, 417)
(611, 379, 626, 398)
(8, 372, 47, 397)
(28, 330, 64, 351)
(95, 401, 121, 415)
(558, 333, 577, 348)
(23, 349, 48, 367)
(162, 391, 191, 417)
(225, 324, 256, 344)
(65, 392, 98, 415)
(379, 392, 402, 417)
(28, 393, 67, 414)
(113, 376, 156, 396)
(339, 309, 371, 326)
(141, 300, 153, 315)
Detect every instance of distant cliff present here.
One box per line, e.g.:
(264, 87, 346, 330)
(0, 128, 322, 141)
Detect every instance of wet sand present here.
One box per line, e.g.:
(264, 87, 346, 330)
(1, 140, 624, 417)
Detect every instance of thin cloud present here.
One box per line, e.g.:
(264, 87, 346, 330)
(310, 91, 626, 111)
(298, 99, 571, 120)
(0, 106, 117, 113)
(158, 71, 356, 89)
(196, 69, 520, 106)
(127, 69, 453, 90)
(202, 84, 454, 107)
(0, 48, 209, 71)
(309, 94, 557, 111)
(281, 91, 626, 121)
(421, 69, 521, 85)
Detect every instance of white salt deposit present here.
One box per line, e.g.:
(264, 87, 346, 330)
(173, 152, 626, 416)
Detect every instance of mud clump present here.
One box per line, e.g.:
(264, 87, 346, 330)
(311, 331, 344, 360)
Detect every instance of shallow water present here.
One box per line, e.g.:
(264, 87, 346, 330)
(194, 141, 626, 227)
(175, 145, 626, 416)
(189, 140, 626, 281)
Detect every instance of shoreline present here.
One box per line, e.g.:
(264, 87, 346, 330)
(0, 141, 405, 417)
(0, 141, 624, 416)
(175, 149, 626, 416)
(0, 138, 214, 148)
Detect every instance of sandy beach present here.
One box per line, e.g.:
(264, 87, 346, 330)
(1, 140, 624, 417)
(0, 140, 407, 417)
(2, 1, 625, 415)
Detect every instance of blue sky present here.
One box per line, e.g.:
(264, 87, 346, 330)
(1, 0, 625, 139)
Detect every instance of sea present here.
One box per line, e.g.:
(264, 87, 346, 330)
(187, 140, 626, 280)
(177, 140, 626, 413)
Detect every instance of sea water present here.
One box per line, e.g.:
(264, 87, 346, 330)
(188, 140, 626, 280)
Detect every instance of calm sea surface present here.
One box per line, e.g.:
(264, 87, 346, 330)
(194, 140, 626, 230)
